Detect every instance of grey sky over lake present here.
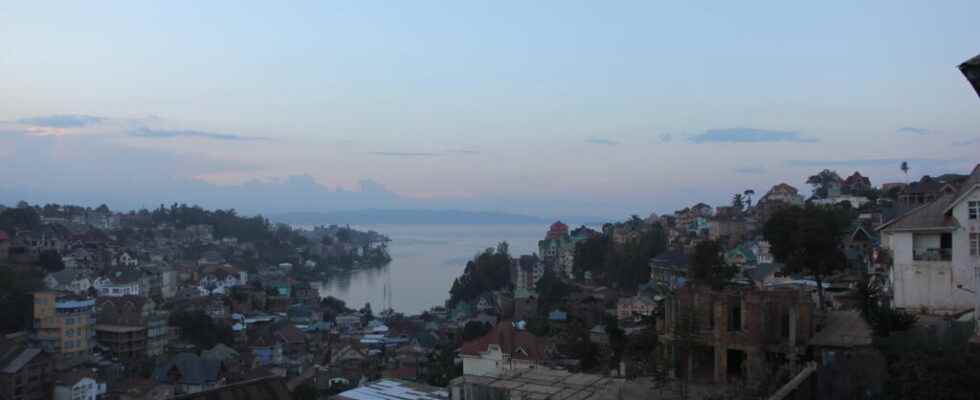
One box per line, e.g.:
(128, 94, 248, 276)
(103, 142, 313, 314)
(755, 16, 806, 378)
(2, 1, 978, 218)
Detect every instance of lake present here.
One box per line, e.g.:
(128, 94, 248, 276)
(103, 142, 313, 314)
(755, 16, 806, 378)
(315, 224, 548, 315)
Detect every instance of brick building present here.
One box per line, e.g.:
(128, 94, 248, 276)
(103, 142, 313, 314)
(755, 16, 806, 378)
(661, 285, 815, 387)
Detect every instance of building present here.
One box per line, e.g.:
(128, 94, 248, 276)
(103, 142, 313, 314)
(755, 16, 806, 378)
(450, 367, 652, 400)
(0, 337, 54, 400)
(335, 379, 448, 400)
(33, 292, 96, 369)
(45, 271, 93, 295)
(197, 265, 248, 296)
(510, 255, 543, 294)
(842, 171, 872, 193)
(53, 370, 107, 400)
(151, 353, 223, 396)
(759, 183, 804, 206)
(879, 164, 980, 314)
(661, 285, 815, 386)
(96, 296, 170, 359)
(616, 295, 657, 321)
(897, 175, 959, 210)
(649, 250, 688, 288)
(93, 269, 143, 297)
(460, 321, 545, 376)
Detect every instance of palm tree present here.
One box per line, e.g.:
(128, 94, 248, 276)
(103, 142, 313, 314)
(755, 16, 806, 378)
(900, 161, 909, 179)
(743, 189, 755, 208)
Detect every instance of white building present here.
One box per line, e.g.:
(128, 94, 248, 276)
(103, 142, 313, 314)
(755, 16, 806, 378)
(45, 271, 93, 295)
(53, 373, 106, 400)
(93, 270, 143, 297)
(460, 322, 544, 376)
(197, 267, 247, 295)
(880, 164, 980, 314)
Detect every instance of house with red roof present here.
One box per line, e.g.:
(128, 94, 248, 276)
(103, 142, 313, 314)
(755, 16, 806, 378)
(460, 320, 545, 376)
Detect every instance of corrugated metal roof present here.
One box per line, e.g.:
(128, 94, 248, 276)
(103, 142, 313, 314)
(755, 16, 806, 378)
(1, 348, 42, 374)
(335, 379, 448, 400)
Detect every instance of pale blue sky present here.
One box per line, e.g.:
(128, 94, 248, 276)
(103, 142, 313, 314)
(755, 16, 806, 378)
(1, 1, 978, 217)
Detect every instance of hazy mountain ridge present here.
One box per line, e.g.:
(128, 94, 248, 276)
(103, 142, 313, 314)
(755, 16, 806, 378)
(270, 209, 607, 226)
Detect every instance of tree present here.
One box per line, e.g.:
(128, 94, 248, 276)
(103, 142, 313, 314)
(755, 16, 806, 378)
(806, 169, 843, 199)
(536, 266, 570, 310)
(689, 240, 736, 289)
(732, 193, 745, 211)
(0, 207, 41, 231)
(292, 383, 319, 400)
(763, 205, 850, 309)
(168, 310, 233, 348)
(900, 161, 910, 177)
(38, 250, 65, 273)
(462, 321, 491, 341)
(743, 189, 755, 208)
(605, 316, 626, 368)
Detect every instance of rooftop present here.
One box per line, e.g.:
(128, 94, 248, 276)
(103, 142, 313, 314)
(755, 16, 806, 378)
(333, 378, 448, 400)
(451, 368, 653, 400)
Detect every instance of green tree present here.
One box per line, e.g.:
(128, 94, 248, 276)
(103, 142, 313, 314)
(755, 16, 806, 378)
(732, 193, 745, 211)
(689, 240, 736, 289)
(0, 206, 41, 231)
(763, 205, 850, 309)
(806, 169, 843, 199)
(292, 383, 319, 400)
(38, 250, 65, 273)
(462, 321, 492, 341)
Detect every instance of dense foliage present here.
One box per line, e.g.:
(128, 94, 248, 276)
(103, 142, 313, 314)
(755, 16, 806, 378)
(0, 266, 45, 333)
(763, 204, 850, 308)
(0, 206, 41, 232)
(168, 310, 234, 349)
(448, 242, 511, 306)
(143, 203, 275, 242)
(689, 240, 737, 289)
(573, 222, 667, 290)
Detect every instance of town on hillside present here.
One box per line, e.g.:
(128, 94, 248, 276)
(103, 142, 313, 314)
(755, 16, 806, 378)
(2, 163, 980, 400)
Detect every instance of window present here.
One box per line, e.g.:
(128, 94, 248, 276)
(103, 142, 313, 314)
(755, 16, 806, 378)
(972, 233, 979, 257)
(728, 297, 742, 332)
(970, 201, 979, 220)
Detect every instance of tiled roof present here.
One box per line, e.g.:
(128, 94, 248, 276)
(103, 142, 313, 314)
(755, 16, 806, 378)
(460, 321, 544, 361)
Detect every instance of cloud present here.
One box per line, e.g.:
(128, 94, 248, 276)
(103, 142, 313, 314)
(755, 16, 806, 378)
(369, 151, 441, 157)
(585, 137, 618, 146)
(15, 114, 105, 128)
(952, 138, 978, 146)
(733, 166, 766, 174)
(896, 127, 929, 135)
(689, 128, 816, 144)
(129, 126, 270, 141)
(447, 149, 480, 155)
(658, 133, 672, 143)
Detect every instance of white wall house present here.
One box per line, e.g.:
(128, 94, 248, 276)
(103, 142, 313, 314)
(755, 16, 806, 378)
(197, 269, 247, 295)
(53, 375, 106, 400)
(460, 322, 544, 377)
(881, 165, 980, 314)
(45, 271, 93, 295)
(93, 272, 143, 297)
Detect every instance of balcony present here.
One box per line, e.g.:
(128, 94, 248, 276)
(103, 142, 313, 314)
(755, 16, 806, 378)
(913, 248, 952, 261)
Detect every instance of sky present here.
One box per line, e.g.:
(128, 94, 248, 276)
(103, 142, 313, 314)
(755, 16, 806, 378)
(1, 1, 978, 219)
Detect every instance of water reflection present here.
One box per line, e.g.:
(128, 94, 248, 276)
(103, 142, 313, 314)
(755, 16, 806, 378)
(315, 224, 546, 314)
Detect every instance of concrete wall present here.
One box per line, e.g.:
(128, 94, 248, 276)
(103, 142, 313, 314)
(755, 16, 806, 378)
(884, 188, 980, 313)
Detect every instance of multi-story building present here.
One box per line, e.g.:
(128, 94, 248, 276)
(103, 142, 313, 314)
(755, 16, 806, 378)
(53, 370, 106, 400)
(880, 164, 980, 314)
(616, 295, 657, 321)
(660, 285, 815, 385)
(93, 269, 143, 297)
(0, 336, 54, 400)
(33, 292, 96, 369)
(96, 296, 169, 359)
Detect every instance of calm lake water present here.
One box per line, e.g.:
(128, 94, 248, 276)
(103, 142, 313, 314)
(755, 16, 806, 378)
(315, 224, 548, 315)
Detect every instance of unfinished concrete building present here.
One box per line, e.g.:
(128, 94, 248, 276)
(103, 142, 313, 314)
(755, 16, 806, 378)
(661, 285, 815, 388)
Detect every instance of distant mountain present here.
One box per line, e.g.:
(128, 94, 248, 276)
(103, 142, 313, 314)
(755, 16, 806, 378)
(270, 209, 610, 226)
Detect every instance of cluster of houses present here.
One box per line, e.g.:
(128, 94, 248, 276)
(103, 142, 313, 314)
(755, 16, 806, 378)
(2, 163, 979, 400)
(444, 164, 980, 399)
